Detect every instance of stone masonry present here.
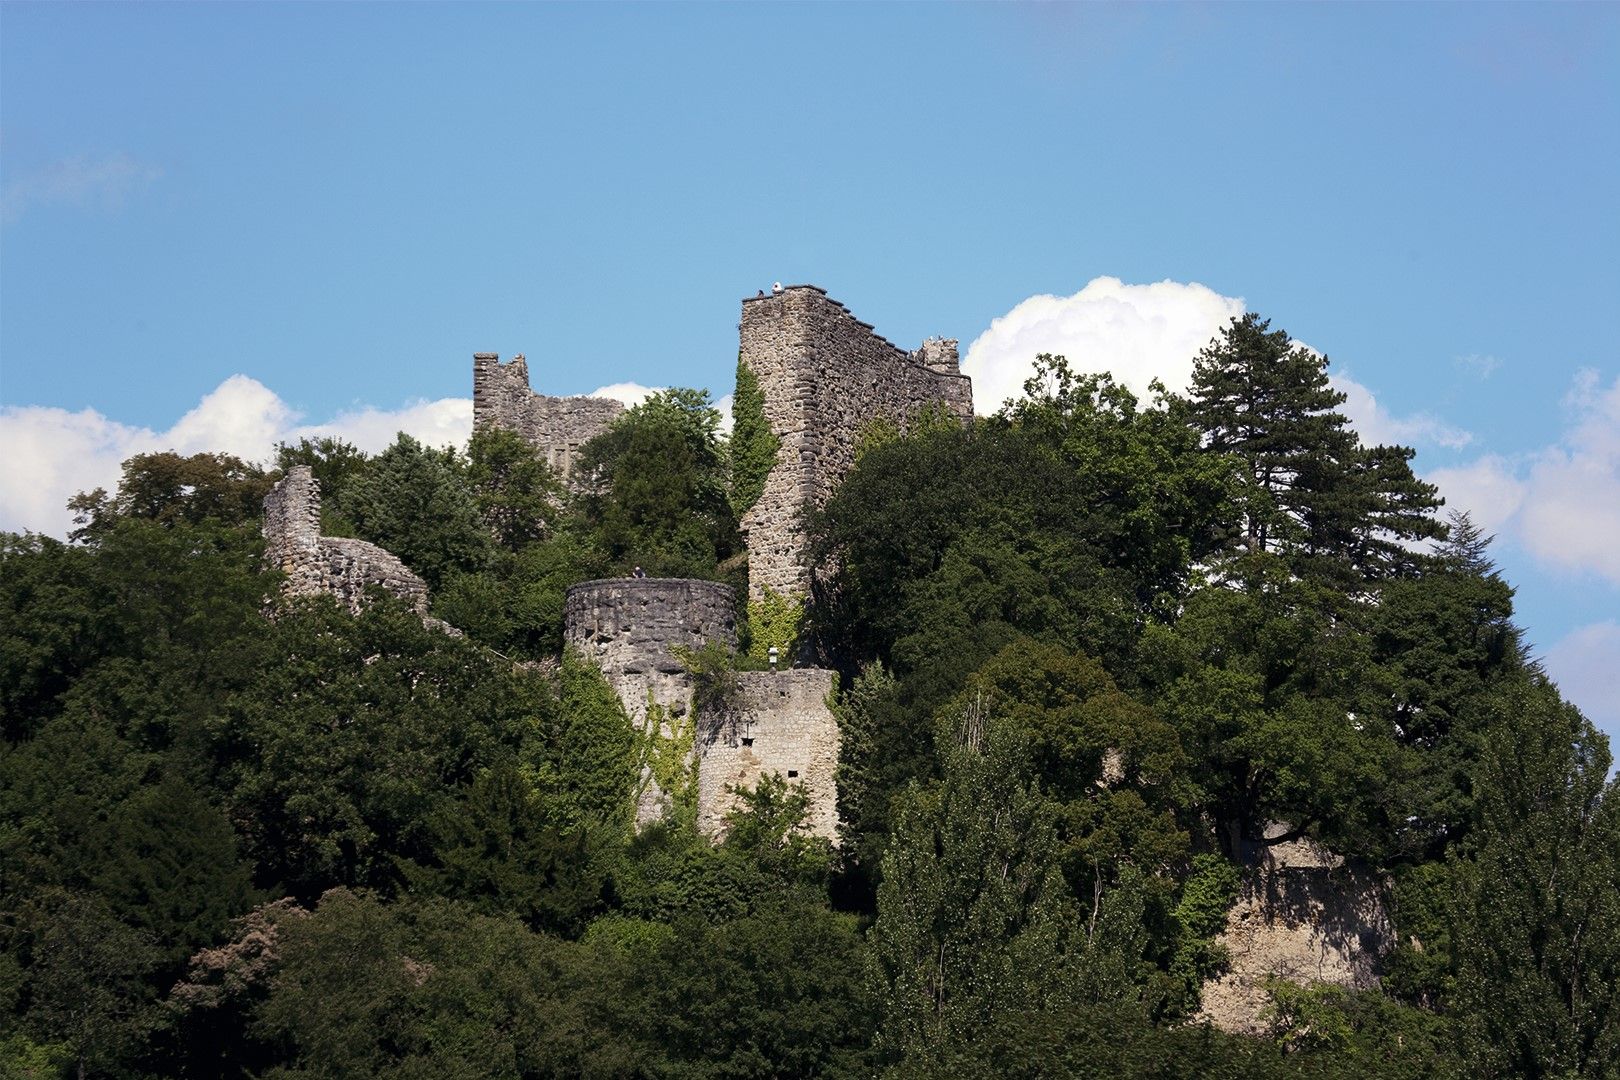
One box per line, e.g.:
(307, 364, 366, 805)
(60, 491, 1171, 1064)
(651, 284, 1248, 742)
(473, 352, 624, 475)
(262, 466, 431, 615)
(564, 577, 840, 839)
(739, 286, 974, 599)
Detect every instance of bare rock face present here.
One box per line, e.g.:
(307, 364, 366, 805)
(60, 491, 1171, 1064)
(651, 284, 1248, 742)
(738, 286, 973, 600)
(262, 466, 430, 616)
(1198, 828, 1395, 1035)
(563, 577, 840, 839)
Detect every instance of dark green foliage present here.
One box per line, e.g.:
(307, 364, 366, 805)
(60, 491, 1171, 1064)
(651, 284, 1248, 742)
(574, 388, 740, 578)
(1183, 313, 1443, 585)
(67, 450, 272, 542)
(636, 898, 876, 1079)
(2, 305, 1614, 1080)
(1452, 678, 1620, 1078)
(466, 426, 563, 552)
(729, 356, 780, 516)
(256, 889, 640, 1079)
(810, 358, 1229, 695)
(339, 432, 494, 590)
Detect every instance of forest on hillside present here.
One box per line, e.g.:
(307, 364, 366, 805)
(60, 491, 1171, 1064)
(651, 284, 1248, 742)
(2, 315, 1616, 1079)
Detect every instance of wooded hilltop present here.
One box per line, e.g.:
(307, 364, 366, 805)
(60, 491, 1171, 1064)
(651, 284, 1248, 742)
(2, 313, 1616, 1078)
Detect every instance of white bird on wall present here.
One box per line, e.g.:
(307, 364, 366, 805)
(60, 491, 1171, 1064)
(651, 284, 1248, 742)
(772, 281, 783, 294)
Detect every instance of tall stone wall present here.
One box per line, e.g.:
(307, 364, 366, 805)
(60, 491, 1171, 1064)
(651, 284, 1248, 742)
(262, 466, 431, 615)
(473, 352, 625, 475)
(738, 286, 974, 599)
(564, 577, 840, 839)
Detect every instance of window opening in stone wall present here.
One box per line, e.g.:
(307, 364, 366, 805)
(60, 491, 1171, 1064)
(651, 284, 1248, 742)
(787, 770, 798, 778)
(742, 737, 754, 747)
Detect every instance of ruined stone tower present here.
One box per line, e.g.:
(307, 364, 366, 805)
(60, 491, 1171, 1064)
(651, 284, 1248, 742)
(472, 352, 624, 475)
(565, 577, 840, 839)
(739, 286, 974, 599)
(262, 465, 431, 615)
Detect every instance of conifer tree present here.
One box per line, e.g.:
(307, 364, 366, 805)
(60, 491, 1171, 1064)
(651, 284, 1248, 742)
(1186, 313, 1442, 585)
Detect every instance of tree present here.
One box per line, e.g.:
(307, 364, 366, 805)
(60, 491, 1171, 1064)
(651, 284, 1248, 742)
(465, 426, 563, 552)
(869, 698, 1090, 1068)
(1452, 678, 1620, 1078)
(573, 388, 739, 578)
(67, 450, 272, 542)
(1184, 314, 1442, 586)
(338, 433, 492, 590)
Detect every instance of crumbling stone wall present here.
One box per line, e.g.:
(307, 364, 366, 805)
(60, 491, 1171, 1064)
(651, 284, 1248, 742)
(262, 466, 430, 615)
(1198, 828, 1395, 1035)
(473, 352, 624, 475)
(738, 286, 973, 598)
(564, 577, 840, 839)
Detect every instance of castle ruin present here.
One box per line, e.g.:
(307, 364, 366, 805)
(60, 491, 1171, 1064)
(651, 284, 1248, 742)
(271, 287, 973, 842)
(262, 465, 433, 616)
(564, 577, 840, 839)
(473, 352, 625, 475)
(739, 286, 974, 598)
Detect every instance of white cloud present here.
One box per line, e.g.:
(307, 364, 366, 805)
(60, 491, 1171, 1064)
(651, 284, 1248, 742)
(0, 376, 472, 538)
(1432, 372, 1620, 587)
(961, 276, 1244, 411)
(963, 278, 1473, 459)
(588, 382, 662, 409)
(1333, 374, 1474, 450)
(1, 153, 163, 224)
(1542, 621, 1620, 746)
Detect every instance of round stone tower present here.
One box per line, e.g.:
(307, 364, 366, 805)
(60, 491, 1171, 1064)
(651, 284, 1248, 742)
(564, 577, 737, 674)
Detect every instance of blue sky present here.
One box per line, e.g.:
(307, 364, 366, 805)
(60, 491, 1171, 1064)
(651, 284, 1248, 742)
(3, 3, 1617, 738)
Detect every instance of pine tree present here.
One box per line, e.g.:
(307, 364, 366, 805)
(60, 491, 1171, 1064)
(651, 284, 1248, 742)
(1186, 314, 1442, 586)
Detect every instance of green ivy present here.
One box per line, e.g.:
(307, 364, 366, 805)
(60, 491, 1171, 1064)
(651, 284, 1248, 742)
(728, 357, 779, 516)
(1165, 853, 1242, 1015)
(745, 587, 804, 666)
(637, 696, 697, 828)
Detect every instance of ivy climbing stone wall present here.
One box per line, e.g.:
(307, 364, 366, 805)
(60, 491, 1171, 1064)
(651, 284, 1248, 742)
(564, 576, 840, 839)
(738, 286, 973, 599)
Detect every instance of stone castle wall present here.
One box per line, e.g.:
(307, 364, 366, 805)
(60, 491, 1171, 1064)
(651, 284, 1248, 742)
(473, 353, 624, 475)
(739, 286, 973, 598)
(262, 466, 431, 615)
(564, 576, 840, 839)
(697, 669, 840, 839)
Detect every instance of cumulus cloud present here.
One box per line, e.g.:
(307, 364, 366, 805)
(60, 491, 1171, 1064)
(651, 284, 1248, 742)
(0, 377, 472, 538)
(1332, 374, 1474, 450)
(963, 277, 1473, 457)
(1, 153, 163, 224)
(961, 277, 1244, 411)
(1542, 621, 1620, 745)
(588, 382, 662, 409)
(1431, 371, 1620, 586)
